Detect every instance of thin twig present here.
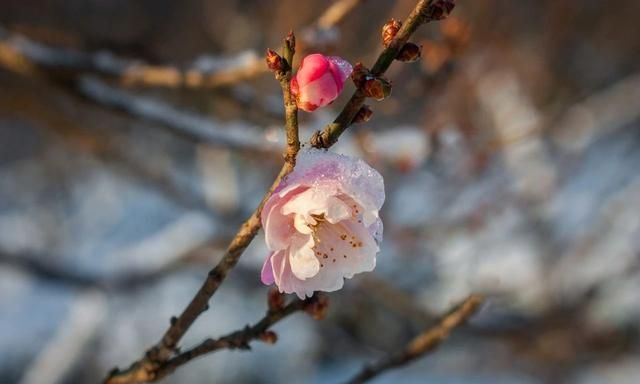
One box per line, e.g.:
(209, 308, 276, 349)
(311, 0, 449, 148)
(0, 25, 266, 89)
(150, 296, 314, 382)
(0, 0, 365, 89)
(344, 295, 483, 384)
(105, 296, 315, 384)
(120, 56, 267, 89)
(103, 33, 301, 384)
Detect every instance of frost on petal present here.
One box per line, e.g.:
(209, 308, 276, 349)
(327, 56, 353, 92)
(279, 148, 385, 219)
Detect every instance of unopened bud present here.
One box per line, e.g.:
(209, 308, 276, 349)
(265, 49, 285, 72)
(363, 76, 392, 101)
(397, 42, 422, 62)
(285, 30, 296, 53)
(351, 62, 369, 88)
(382, 18, 402, 47)
(267, 287, 285, 312)
(352, 105, 373, 124)
(259, 330, 278, 344)
(423, 0, 456, 21)
(305, 294, 329, 320)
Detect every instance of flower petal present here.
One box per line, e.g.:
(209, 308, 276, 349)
(289, 234, 319, 280)
(294, 53, 330, 87)
(261, 253, 275, 285)
(262, 186, 307, 251)
(313, 218, 378, 278)
(281, 187, 350, 226)
(297, 71, 338, 109)
(279, 149, 385, 218)
(327, 56, 353, 93)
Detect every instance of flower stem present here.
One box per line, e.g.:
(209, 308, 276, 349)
(311, 0, 446, 149)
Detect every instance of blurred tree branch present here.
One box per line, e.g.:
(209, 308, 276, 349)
(0, 0, 364, 90)
(0, 24, 267, 88)
(145, 294, 325, 383)
(344, 294, 483, 384)
(78, 76, 279, 152)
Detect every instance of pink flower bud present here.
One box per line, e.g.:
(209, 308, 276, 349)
(291, 54, 353, 112)
(260, 149, 385, 299)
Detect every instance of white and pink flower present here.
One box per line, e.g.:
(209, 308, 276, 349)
(291, 53, 353, 112)
(260, 149, 385, 298)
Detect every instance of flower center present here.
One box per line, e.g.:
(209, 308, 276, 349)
(307, 214, 365, 269)
(308, 213, 326, 245)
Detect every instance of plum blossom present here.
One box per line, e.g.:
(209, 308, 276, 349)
(261, 149, 385, 298)
(291, 53, 353, 112)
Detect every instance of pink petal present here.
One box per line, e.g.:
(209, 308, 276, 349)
(288, 233, 319, 280)
(262, 185, 307, 251)
(261, 253, 275, 285)
(259, 149, 385, 298)
(294, 53, 329, 87)
(297, 71, 338, 109)
(270, 249, 288, 287)
(278, 149, 385, 223)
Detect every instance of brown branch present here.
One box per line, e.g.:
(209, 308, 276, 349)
(102, 34, 300, 384)
(151, 296, 315, 381)
(344, 294, 483, 384)
(0, 0, 365, 89)
(119, 56, 267, 89)
(277, 32, 301, 167)
(311, 0, 454, 148)
(104, 1, 455, 383)
(106, 296, 317, 384)
(0, 25, 266, 89)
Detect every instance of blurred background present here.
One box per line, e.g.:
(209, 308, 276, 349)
(1, 0, 639, 383)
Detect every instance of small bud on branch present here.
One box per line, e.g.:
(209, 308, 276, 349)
(265, 49, 286, 72)
(396, 42, 422, 62)
(363, 76, 392, 101)
(351, 62, 370, 88)
(422, 0, 456, 22)
(382, 18, 402, 47)
(284, 30, 296, 65)
(352, 105, 373, 124)
(258, 331, 278, 344)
